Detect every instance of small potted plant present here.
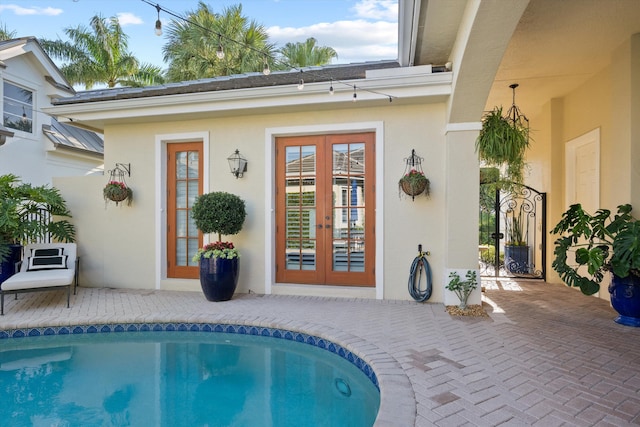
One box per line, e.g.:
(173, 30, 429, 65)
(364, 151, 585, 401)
(191, 191, 246, 301)
(103, 181, 132, 206)
(446, 270, 478, 309)
(398, 169, 430, 198)
(551, 203, 640, 326)
(504, 208, 530, 274)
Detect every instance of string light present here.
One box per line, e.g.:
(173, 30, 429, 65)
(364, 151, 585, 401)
(216, 35, 225, 59)
(141, 0, 398, 103)
(263, 57, 271, 76)
(154, 4, 162, 36)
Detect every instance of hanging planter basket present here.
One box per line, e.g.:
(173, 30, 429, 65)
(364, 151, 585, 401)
(103, 182, 133, 206)
(104, 163, 133, 207)
(399, 149, 430, 201)
(400, 171, 429, 197)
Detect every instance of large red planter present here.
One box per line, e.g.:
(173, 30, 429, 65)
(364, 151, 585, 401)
(198, 256, 239, 302)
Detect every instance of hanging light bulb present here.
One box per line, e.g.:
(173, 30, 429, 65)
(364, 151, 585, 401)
(21, 107, 27, 123)
(329, 79, 334, 95)
(216, 36, 225, 59)
(298, 78, 304, 90)
(154, 5, 162, 36)
(352, 85, 357, 102)
(263, 57, 271, 76)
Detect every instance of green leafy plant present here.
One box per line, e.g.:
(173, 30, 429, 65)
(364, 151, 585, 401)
(103, 181, 132, 206)
(193, 241, 239, 261)
(191, 191, 247, 259)
(506, 208, 526, 246)
(398, 169, 430, 197)
(446, 270, 478, 309)
(476, 107, 530, 184)
(0, 174, 75, 261)
(551, 203, 640, 295)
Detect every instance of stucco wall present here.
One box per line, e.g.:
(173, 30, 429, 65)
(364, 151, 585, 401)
(54, 100, 476, 303)
(0, 53, 102, 186)
(529, 34, 639, 299)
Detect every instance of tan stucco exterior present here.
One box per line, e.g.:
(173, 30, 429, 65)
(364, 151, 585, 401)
(54, 88, 480, 303)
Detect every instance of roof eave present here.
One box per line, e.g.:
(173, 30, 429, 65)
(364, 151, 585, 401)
(45, 68, 452, 131)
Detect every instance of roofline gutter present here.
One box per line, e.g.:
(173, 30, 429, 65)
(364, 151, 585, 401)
(44, 69, 451, 126)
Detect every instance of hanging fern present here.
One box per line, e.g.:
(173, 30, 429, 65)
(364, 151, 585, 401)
(476, 106, 530, 183)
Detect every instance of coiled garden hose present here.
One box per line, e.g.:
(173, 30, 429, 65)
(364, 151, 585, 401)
(408, 245, 432, 302)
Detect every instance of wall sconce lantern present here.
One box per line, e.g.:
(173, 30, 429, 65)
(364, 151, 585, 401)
(227, 149, 247, 179)
(0, 126, 15, 146)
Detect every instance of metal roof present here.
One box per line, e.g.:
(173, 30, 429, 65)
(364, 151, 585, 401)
(42, 118, 103, 156)
(53, 60, 402, 105)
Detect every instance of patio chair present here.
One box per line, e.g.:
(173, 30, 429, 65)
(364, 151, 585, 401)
(0, 243, 79, 315)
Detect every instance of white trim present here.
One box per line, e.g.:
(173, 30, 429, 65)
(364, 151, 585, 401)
(565, 128, 600, 211)
(445, 122, 482, 133)
(154, 131, 209, 290)
(264, 121, 385, 299)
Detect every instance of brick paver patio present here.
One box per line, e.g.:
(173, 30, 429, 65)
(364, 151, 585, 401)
(0, 279, 639, 426)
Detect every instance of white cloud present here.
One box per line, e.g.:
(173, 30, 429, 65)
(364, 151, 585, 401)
(352, 0, 397, 21)
(117, 12, 143, 26)
(268, 20, 397, 64)
(0, 4, 62, 16)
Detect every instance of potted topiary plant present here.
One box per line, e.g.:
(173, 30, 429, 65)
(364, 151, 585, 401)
(0, 174, 76, 283)
(551, 203, 640, 326)
(191, 191, 247, 301)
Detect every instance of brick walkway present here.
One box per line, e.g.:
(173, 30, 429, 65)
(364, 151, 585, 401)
(0, 279, 639, 426)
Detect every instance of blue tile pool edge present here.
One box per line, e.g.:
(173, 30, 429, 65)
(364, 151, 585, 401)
(0, 322, 379, 390)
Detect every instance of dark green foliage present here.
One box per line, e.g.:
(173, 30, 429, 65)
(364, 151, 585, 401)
(191, 191, 246, 242)
(0, 174, 75, 261)
(476, 107, 530, 183)
(551, 203, 640, 295)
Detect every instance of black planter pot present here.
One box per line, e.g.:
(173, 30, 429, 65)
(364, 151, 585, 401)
(0, 244, 22, 284)
(608, 274, 640, 327)
(504, 245, 530, 274)
(199, 256, 239, 302)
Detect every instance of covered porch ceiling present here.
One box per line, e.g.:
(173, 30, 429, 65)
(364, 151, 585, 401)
(406, 0, 640, 121)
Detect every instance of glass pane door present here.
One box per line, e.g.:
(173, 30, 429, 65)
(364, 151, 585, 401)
(331, 143, 365, 272)
(284, 145, 317, 271)
(167, 142, 202, 279)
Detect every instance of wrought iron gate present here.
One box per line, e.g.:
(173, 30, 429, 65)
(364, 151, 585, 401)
(479, 183, 546, 279)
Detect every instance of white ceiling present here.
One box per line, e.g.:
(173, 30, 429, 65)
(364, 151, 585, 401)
(413, 0, 640, 120)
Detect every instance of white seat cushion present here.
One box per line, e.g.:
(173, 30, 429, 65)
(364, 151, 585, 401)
(1, 269, 75, 291)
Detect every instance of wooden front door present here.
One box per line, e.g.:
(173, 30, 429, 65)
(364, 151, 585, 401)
(275, 133, 375, 286)
(167, 142, 203, 278)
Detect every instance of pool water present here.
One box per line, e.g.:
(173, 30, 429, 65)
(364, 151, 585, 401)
(0, 331, 380, 426)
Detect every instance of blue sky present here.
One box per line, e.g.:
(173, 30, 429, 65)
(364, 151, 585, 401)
(0, 0, 398, 69)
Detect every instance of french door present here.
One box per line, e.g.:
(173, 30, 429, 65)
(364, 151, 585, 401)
(167, 142, 203, 278)
(275, 133, 375, 286)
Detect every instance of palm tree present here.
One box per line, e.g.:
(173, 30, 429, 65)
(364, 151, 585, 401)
(278, 37, 338, 68)
(163, 2, 276, 81)
(0, 23, 17, 41)
(40, 15, 165, 89)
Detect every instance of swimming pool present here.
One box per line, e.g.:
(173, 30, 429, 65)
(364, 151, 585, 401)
(0, 323, 380, 426)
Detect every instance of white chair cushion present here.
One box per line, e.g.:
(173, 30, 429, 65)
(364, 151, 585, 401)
(1, 269, 75, 291)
